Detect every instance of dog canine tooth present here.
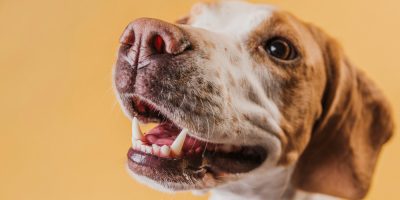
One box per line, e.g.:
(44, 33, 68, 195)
(152, 144, 160, 156)
(160, 145, 171, 157)
(170, 128, 188, 156)
(132, 117, 145, 142)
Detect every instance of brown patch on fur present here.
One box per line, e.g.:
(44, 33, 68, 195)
(247, 11, 306, 65)
(245, 11, 326, 167)
(291, 24, 394, 200)
(245, 11, 393, 199)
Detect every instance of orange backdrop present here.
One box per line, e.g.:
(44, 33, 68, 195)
(0, 0, 399, 199)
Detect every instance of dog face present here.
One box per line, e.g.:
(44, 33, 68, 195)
(113, 1, 393, 199)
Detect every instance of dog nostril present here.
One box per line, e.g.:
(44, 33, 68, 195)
(152, 35, 165, 54)
(121, 30, 135, 46)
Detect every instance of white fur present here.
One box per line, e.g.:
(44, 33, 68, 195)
(210, 166, 293, 200)
(293, 191, 338, 200)
(191, 0, 275, 38)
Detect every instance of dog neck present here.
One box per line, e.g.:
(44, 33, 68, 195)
(209, 166, 294, 200)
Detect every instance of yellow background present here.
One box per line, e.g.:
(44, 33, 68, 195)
(0, 0, 399, 199)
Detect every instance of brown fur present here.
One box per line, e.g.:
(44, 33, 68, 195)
(291, 24, 394, 199)
(247, 11, 328, 166)
(247, 11, 394, 199)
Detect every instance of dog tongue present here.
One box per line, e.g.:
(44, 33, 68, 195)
(144, 122, 207, 152)
(145, 123, 179, 146)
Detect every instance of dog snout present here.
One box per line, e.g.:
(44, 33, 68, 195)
(115, 18, 191, 93)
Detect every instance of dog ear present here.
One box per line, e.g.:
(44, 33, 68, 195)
(292, 25, 394, 199)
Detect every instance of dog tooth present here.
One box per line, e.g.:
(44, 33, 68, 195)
(132, 117, 145, 142)
(152, 144, 160, 156)
(160, 145, 171, 157)
(170, 129, 188, 156)
(140, 145, 146, 153)
(145, 146, 152, 154)
(135, 140, 143, 150)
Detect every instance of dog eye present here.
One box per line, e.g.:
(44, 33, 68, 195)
(264, 38, 298, 61)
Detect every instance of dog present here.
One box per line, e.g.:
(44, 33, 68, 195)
(113, 1, 394, 199)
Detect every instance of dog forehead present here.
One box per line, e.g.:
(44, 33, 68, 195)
(189, 1, 275, 37)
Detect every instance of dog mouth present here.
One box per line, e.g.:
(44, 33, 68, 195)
(124, 95, 267, 189)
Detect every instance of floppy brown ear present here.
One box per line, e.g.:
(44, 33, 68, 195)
(292, 25, 394, 199)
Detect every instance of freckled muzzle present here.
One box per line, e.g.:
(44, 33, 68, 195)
(113, 18, 268, 189)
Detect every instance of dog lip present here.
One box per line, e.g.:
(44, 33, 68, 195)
(128, 148, 203, 168)
(119, 95, 168, 123)
(127, 142, 268, 180)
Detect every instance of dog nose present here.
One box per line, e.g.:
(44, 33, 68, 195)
(119, 18, 191, 69)
(115, 18, 191, 93)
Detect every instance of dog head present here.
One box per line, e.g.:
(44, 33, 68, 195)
(113, 1, 393, 199)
